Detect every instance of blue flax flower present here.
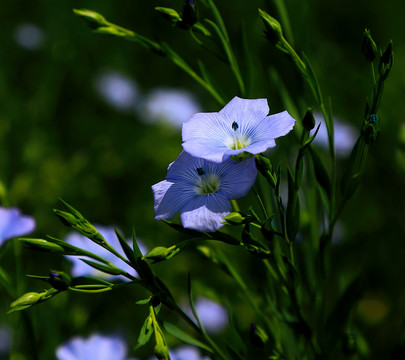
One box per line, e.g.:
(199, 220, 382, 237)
(182, 96, 296, 162)
(56, 333, 128, 360)
(0, 207, 35, 246)
(152, 151, 257, 232)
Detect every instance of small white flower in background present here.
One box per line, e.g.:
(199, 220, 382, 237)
(95, 71, 138, 111)
(14, 23, 45, 50)
(64, 225, 147, 281)
(311, 113, 357, 157)
(0, 325, 12, 355)
(56, 333, 131, 360)
(140, 88, 201, 128)
(0, 207, 36, 246)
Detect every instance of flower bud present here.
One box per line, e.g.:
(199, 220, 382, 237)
(179, 0, 198, 29)
(8, 292, 43, 313)
(49, 270, 71, 291)
(155, 7, 182, 25)
(250, 324, 269, 347)
(361, 29, 378, 62)
(53, 210, 78, 227)
(302, 108, 315, 131)
(378, 41, 393, 81)
(154, 330, 170, 360)
(73, 9, 108, 29)
(142, 246, 177, 262)
(259, 9, 284, 45)
(223, 212, 245, 225)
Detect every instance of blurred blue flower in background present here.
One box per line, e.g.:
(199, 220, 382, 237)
(64, 225, 147, 280)
(95, 71, 138, 112)
(152, 151, 257, 232)
(194, 297, 228, 334)
(182, 96, 296, 162)
(14, 23, 45, 50)
(0, 207, 35, 246)
(139, 88, 201, 128)
(0, 325, 12, 355)
(56, 333, 129, 360)
(169, 346, 212, 360)
(312, 112, 357, 157)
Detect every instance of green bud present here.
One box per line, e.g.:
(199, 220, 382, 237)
(10, 292, 42, 308)
(49, 270, 71, 291)
(223, 212, 245, 225)
(378, 41, 393, 81)
(179, 0, 198, 29)
(154, 330, 170, 360)
(255, 154, 277, 188)
(53, 209, 78, 227)
(302, 108, 315, 131)
(73, 9, 108, 29)
(54, 203, 105, 245)
(258, 9, 284, 45)
(250, 323, 269, 347)
(155, 7, 182, 25)
(361, 29, 378, 62)
(20, 238, 66, 254)
(142, 246, 177, 261)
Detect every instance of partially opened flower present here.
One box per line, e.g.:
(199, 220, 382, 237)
(182, 96, 296, 162)
(152, 151, 257, 232)
(64, 225, 147, 281)
(0, 207, 35, 246)
(56, 333, 128, 360)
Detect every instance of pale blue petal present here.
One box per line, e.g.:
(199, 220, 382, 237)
(56, 334, 127, 360)
(182, 112, 231, 162)
(152, 180, 195, 220)
(219, 96, 269, 135)
(195, 297, 228, 334)
(0, 207, 35, 245)
(166, 151, 206, 182)
(252, 111, 296, 142)
(223, 139, 276, 159)
(180, 194, 231, 232)
(182, 138, 228, 163)
(217, 157, 257, 199)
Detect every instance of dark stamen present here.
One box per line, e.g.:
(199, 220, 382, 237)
(196, 167, 205, 175)
(232, 121, 239, 131)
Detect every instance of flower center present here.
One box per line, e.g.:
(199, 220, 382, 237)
(195, 168, 220, 195)
(226, 121, 251, 150)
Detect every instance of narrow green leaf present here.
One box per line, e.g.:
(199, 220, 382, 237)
(115, 229, 136, 265)
(286, 168, 300, 241)
(134, 315, 154, 350)
(80, 259, 127, 276)
(309, 146, 332, 196)
(163, 322, 212, 353)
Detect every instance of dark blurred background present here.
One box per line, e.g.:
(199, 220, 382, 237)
(0, 0, 404, 358)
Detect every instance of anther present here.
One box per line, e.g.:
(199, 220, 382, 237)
(196, 167, 205, 175)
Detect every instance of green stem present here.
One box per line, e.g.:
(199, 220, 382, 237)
(206, 0, 245, 95)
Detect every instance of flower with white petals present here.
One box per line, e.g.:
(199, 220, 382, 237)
(0, 207, 35, 246)
(182, 96, 296, 162)
(152, 151, 257, 232)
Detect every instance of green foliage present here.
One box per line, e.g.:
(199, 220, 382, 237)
(0, 0, 404, 359)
